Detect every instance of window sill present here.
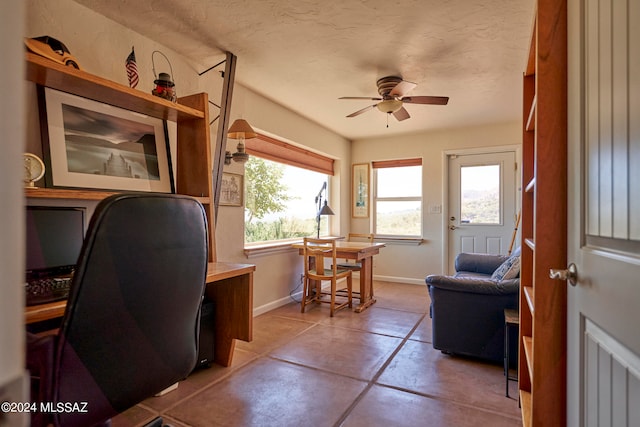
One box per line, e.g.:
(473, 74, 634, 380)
(374, 237, 424, 245)
(243, 239, 301, 258)
(243, 236, 342, 258)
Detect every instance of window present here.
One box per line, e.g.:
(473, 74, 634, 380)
(244, 133, 334, 244)
(459, 164, 500, 224)
(372, 159, 422, 237)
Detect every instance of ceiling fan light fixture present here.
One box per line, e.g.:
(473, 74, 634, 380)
(376, 99, 403, 114)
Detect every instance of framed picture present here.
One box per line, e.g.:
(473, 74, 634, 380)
(352, 163, 370, 218)
(220, 172, 243, 206)
(38, 86, 174, 193)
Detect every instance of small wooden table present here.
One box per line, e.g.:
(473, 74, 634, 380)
(504, 308, 519, 397)
(25, 262, 254, 367)
(292, 240, 385, 313)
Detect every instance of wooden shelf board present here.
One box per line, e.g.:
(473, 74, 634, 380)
(193, 196, 212, 205)
(25, 300, 66, 324)
(526, 95, 537, 131)
(525, 177, 536, 193)
(525, 238, 535, 250)
(520, 390, 532, 427)
(26, 187, 118, 200)
(26, 52, 204, 122)
(523, 336, 534, 380)
(524, 286, 535, 314)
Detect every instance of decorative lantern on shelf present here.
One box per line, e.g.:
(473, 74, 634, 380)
(151, 51, 176, 102)
(152, 72, 176, 102)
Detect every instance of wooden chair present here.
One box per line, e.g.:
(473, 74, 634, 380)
(301, 237, 353, 317)
(335, 233, 375, 297)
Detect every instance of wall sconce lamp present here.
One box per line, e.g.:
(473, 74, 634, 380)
(225, 119, 257, 164)
(315, 181, 335, 238)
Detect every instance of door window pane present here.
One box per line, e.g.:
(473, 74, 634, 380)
(460, 164, 500, 224)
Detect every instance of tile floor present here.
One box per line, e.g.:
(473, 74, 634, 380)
(112, 281, 521, 427)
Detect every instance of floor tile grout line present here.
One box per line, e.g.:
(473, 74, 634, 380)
(133, 283, 432, 426)
(264, 354, 372, 384)
(370, 382, 523, 421)
(332, 312, 427, 427)
(147, 352, 265, 420)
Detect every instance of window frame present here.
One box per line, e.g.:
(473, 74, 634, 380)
(372, 158, 423, 238)
(243, 132, 335, 246)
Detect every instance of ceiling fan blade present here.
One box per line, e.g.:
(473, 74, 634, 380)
(389, 80, 417, 97)
(339, 96, 382, 100)
(346, 104, 377, 118)
(393, 106, 410, 121)
(401, 96, 449, 105)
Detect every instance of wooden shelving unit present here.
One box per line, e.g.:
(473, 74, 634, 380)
(23, 56, 258, 366)
(518, 1, 568, 425)
(25, 52, 217, 261)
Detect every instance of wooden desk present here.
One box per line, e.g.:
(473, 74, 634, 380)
(24, 262, 254, 367)
(292, 241, 385, 312)
(204, 262, 254, 367)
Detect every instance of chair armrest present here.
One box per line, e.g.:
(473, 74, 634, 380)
(454, 253, 510, 275)
(426, 275, 519, 295)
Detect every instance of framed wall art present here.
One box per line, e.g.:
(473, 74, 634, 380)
(38, 86, 174, 193)
(352, 163, 370, 218)
(220, 172, 243, 206)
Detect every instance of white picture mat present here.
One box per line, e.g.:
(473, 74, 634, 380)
(41, 87, 173, 193)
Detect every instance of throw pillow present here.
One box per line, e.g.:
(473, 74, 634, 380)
(491, 255, 520, 281)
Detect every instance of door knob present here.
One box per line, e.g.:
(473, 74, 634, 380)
(549, 263, 578, 287)
(450, 216, 456, 221)
(449, 225, 457, 230)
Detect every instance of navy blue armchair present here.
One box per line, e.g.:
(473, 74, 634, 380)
(425, 250, 520, 364)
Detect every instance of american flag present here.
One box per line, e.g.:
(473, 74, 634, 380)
(126, 47, 139, 88)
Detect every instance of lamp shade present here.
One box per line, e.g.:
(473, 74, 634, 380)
(319, 201, 335, 216)
(227, 119, 257, 139)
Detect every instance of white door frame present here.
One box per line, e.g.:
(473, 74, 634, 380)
(441, 144, 521, 273)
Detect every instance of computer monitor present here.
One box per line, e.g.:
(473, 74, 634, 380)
(26, 206, 85, 281)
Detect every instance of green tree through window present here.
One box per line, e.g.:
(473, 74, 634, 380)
(244, 156, 329, 243)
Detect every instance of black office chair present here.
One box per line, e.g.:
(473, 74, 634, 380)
(26, 193, 209, 427)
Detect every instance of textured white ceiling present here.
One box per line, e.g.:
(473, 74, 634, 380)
(72, 0, 535, 140)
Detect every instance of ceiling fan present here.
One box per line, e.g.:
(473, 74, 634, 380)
(340, 76, 449, 122)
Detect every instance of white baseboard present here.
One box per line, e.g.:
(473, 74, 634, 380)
(373, 275, 426, 286)
(253, 293, 301, 316)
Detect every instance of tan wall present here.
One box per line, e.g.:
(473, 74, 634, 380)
(23, 0, 520, 315)
(24, 0, 351, 314)
(351, 122, 521, 282)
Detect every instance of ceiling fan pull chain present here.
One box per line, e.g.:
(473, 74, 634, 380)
(386, 113, 389, 128)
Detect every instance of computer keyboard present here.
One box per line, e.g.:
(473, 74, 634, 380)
(25, 276, 72, 306)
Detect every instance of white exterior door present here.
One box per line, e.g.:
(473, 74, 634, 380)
(447, 151, 517, 273)
(567, 0, 640, 424)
